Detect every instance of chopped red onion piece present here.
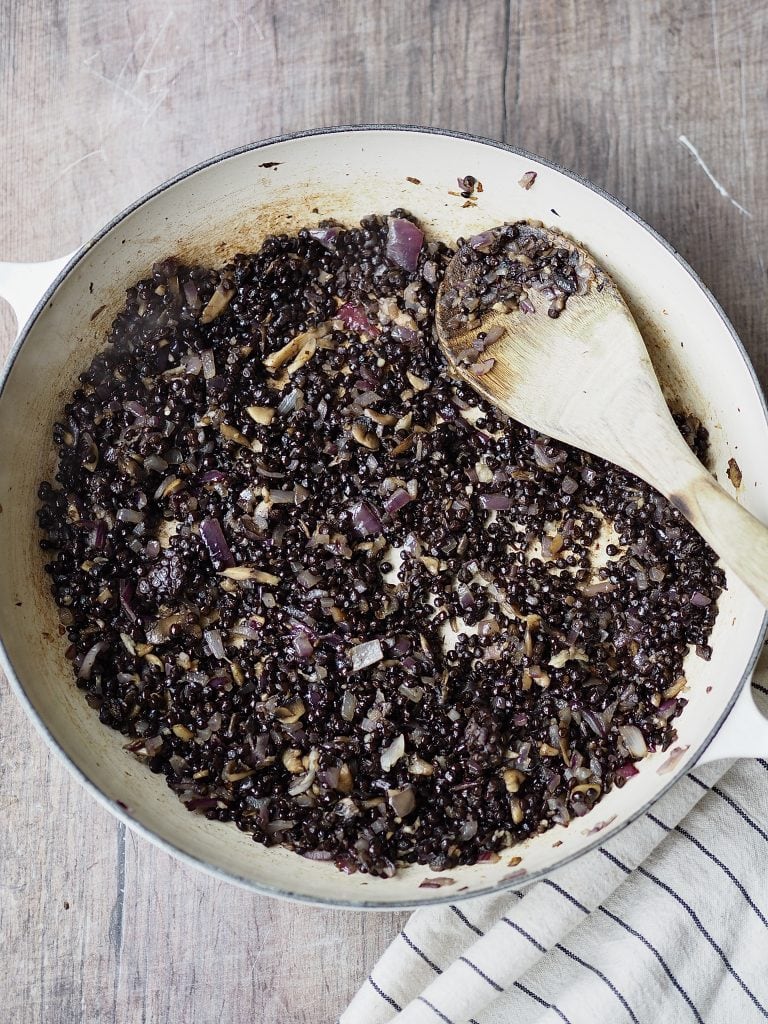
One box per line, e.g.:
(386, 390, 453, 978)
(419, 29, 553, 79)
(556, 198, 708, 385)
(532, 441, 564, 471)
(201, 349, 216, 380)
(690, 591, 711, 607)
(388, 787, 416, 817)
(398, 683, 424, 702)
(380, 733, 405, 772)
(117, 508, 144, 524)
(302, 848, 334, 860)
(478, 617, 499, 638)
(91, 520, 107, 550)
(657, 745, 690, 775)
(184, 353, 203, 375)
(277, 388, 304, 417)
(265, 820, 296, 834)
(581, 580, 616, 597)
(317, 765, 341, 790)
(385, 218, 424, 272)
(296, 569, 321, 589)
(144, 735, 164, 756)
(518, 170, 537, 190)
(384, 488, 412, 516)
(124, 401, 146, 419)
(355, 389, 381, 408)
(308, 226, 339, 250)
(232, 617, 263, 640)
(119, 579, 137, 622)
(470, 357, 495, 376)
(657, 698, 678, 720)
(392, 636, 411, 656)
(183, 279, 201, 312)
(293, 633, 315, 659)
(349, 639, 384, 672)
(269, 489, 296, 505)
(338, 303, 380, 337)
(459, 818, 478, 841)
(581, 709, 607, 738)
(418, 877, 455, 888)
(186, 797, 219, 812)
(288, 767, 317, 796)
(200, 517, 235, 569)
(480, 493, 514, 511)
(403, 532, 422, 556)
(204, 628, 226, 661)
(253, 464, 286, 481)
(341, 690, 358, 721)
(350, 500, 383, 536)
(615, 761, 639, 780)
(391, 324, 419, 344)
(469, 229, 497, 251)
(77, 640, 107, 680)
(143, 454, 168, 474)
(206, 675, 230, 689)
(619, 724, 648, 759)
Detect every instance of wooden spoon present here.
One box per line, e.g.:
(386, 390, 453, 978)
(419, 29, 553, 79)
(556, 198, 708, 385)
(435, 224, 768, 607)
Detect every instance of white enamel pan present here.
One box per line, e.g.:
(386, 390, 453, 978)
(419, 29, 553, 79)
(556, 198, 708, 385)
(1, 126, 767, 909)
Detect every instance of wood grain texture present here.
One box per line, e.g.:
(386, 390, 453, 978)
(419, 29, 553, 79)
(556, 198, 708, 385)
(0, 1, 766, 1021)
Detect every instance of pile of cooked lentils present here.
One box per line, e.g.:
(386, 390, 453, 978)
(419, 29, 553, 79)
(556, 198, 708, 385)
(37, 212, 723, 877)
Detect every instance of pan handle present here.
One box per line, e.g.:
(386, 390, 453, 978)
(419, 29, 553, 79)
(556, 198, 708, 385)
(0, 254, 77, 337)
(695, 675, 768, 763)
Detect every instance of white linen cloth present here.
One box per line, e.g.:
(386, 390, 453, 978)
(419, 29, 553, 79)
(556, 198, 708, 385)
(342, 660, 768, 1024)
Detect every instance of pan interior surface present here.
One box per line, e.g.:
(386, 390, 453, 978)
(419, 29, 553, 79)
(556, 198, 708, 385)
(0, 128, 765, 907)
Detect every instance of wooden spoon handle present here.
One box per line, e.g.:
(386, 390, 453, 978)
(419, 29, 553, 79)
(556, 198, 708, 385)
(668, 460, 768, 607)
(601, 382, 768, 608)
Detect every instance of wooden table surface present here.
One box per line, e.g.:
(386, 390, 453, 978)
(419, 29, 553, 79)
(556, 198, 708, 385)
(1, 2, 766, 1021)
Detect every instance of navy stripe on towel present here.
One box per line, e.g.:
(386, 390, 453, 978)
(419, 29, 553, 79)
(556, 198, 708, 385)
(451, 900, 574, 1023)
(418, 996, 455, 1024)
(501, 917, 546, 952)
(367, 975, 402, 1013)
(515, 980, 573, 1024)
(401, 930, 442, 974)
(688, 776, 768, 843)
(504, 909, 638, 1022)
(542, 878, 703, 1024)
(648, 813, 768, 928)
(458, 955, 503, 992)
(450, 904, 483, 936)
(556, 943, 639, 1023)
(601, 849, 768, 1018)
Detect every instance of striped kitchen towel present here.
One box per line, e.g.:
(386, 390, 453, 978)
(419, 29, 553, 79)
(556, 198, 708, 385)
(341, 676, 768, 1024)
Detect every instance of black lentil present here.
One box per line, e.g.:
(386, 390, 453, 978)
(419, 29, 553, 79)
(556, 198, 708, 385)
(37, 212, 724, 877)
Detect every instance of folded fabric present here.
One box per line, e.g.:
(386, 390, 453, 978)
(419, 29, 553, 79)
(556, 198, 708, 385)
(342, 670, 768, 1024)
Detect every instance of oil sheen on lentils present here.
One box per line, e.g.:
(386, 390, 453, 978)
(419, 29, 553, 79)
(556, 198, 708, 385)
(37, 212, 723, 878)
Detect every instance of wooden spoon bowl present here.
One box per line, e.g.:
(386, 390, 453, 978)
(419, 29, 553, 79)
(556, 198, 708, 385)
(436, 223, 768, 607)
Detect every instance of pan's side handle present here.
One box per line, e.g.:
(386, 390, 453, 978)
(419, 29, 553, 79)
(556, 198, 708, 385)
(695, 678, 768, 763)
(0, 255, 77, 338)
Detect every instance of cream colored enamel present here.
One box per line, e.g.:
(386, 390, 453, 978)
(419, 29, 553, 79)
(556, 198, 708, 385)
(0, 129, 766, 907)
